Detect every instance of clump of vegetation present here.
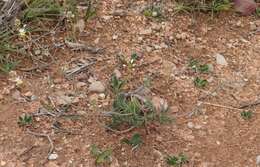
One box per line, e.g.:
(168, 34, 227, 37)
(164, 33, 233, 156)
(240, 110, 253, 120)
(194, 77, 208, 88)
(104, 75, 171, 132)
(189, 59, 210, 73)
(117, 53, 140, 69)
(143, 6, 162, 18)
(166, 153, 189, 166)
(90, 144, 112, 165)
(108, 94, 156, 130)
(21, 0, 63, 22)
(189, 59, 210, 88)
(256, 8, 260, 17)
(110, 74, 125, 94)
(174, 0, 232, 16)
(18, 114, 33, 126)
(121, 133, 143, 150)
(0, 0, 96, 73)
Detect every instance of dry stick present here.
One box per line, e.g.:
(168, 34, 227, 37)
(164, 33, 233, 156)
(27, 130, 54, 158)
(239, 100, 260, 109)
(199, 101, 245, 112)
(19, 63, 50, 72)
(65, 62, 95, 79)
(19, 145, 36, 157)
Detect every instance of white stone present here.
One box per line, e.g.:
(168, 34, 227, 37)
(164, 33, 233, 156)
(215, 53, 228, 66)
(48, 153, 58, 160)
(256, 155, 260, 166)
(187, 122, 194, 129)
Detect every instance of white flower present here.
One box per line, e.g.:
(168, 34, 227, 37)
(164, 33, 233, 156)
(66, 11, 75, 18)
(18, 28, 26, 37)
(14, 77, 23, 86)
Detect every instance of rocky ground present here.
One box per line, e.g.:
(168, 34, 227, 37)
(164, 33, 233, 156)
(0, 0, 260, 167)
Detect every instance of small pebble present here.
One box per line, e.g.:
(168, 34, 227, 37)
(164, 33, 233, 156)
(215, 53, 228, 66)
(1, 161, 6, 166)
(48, 153, 58, 160)
(187, 122, 194, 129)
(113, 69, 122, 78)
(256, 155, 260, 166)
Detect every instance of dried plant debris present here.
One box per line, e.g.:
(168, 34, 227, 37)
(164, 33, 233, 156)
(64, 59, 96, 79)
(65, 39, 104, 53)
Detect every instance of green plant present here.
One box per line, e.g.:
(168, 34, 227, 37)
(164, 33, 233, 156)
(110, 75, 125, 94)
(240, 111, 252, 120)
(188, 59, 209, 73)
(173, 2, 193, 14)
(130, 53, 138, 65)
(84, 0, 96, 21)
(0, 59, 18, 73)
(256, 8, 260, 17)
(22, 0, 63, 22)
(90, 145, 112, 165)
(198, 64, 209, 73)
(108, 94, 157, 130)
(159, 112, 173, 124)
(194, 77, 208, 88)
(174, 0, 232, 15)
(211, 0, 232, 12)
(122, 133, 143, 149)
(166, 153, 188, 166)
(116, 53, 139, 68)
(143, 6, 162, 18)
(18, 114, 33, 126)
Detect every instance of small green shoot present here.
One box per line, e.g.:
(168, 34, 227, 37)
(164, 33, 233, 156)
(194, 77, 208, 88)
(110, 75, 125, 94)
(18, 114, 33, 126)
(130, 53, 138, 65)
(198, 64, 209, 73)
(85, 1, 96, 21)
(122, 133, 143, 150)
(166, 153, 188, 166)
(0, 60, 18, 73)
(116, 53, 139, 68)
(240, 111, 252, 120)
(211, 0, 232, 13)
(173, 3, 192, 14)
(143, 6, 162, 18)
(21, 0, 63, 22)
(188, 59, 209, 73)
(90, 145, 112, 165)
(256, 8, 260, 17)
(159, 112, 173, 124)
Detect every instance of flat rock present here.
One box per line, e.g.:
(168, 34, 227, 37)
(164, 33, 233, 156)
(88, 81, 105, 93)
(215, 53, 228, 66)
(139, 28, 152, 35)
(76, 82, 87, 88)
(161, 60, 176, 76)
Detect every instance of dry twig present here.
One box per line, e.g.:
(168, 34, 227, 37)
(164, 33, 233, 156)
(27, 129, 54, 158)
